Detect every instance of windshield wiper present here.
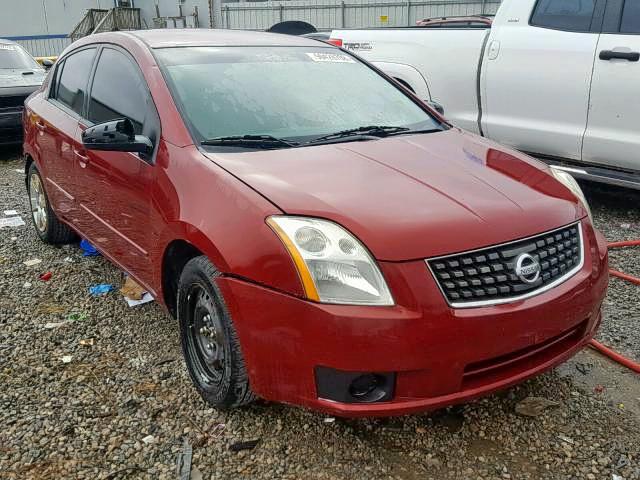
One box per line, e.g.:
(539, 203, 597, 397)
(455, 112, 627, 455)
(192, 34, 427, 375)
(305, 125, 411, 145)
(201, 135, 299, 149)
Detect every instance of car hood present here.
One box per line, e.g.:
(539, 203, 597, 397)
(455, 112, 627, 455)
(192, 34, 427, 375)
(0, 68, 46, 89)
(204, 129, 584, 261)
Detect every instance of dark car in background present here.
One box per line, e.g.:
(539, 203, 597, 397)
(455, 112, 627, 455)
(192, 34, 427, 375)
(0, 39, 47, 145)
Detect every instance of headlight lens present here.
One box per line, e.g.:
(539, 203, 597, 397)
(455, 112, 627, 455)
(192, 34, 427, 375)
(550, 168, 592, 221)
(267, 216, 394, 306)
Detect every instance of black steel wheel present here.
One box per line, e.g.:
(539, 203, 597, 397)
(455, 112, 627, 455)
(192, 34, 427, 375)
(177, 256, 255, 408)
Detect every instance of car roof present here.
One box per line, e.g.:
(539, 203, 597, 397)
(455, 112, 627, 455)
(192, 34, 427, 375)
(0, 38, 18, 46)
(128, 29, 326, 48)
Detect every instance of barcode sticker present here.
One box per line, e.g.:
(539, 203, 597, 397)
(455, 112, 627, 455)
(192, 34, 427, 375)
(306, 52, 355, 63)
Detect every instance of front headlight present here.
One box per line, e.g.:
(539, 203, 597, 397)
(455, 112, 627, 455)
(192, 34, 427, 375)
(550, 168, 592, 221)
(267, 216, 394, 306)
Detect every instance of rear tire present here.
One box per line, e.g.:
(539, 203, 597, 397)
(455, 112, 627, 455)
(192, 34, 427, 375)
(27, 163, 77, 244)
(177, 256, 256, 408)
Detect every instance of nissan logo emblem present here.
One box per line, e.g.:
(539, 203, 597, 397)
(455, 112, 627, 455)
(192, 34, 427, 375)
(515, 253, 541, 284)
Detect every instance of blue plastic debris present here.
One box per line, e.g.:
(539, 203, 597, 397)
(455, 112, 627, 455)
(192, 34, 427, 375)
(80, 238, 100, 257)
(89, 284, 114, 296)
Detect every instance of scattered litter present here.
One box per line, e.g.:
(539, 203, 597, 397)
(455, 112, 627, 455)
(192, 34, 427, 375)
(89, 284, 114, 296)
(125, 292, 154, 308)
(191, 466, 204, 480)
(515, 397, 559, 417)
(44, 321, 70, 329)
(61, 355, 73, 364)
(0, 216, 25, 228)
(23, 282, 32, 288)
(120, 276, 146, 300)
(575, 362, 592, 375)
(229, 439, 260, 452)
(612, 474, 623, 480)
(176, 439, 193, 480)
(416, 427, 427, 434)
(558, 435, 574, 445)
(67, 312, 87, 322)
(14, 169, 23, 173)
(618, 403, 625, 410)
(11, 236, 17, 241)
(620, 223, 631, 229)
(23, 258, 42, 267)
(3, 209, 18, 216)
(324, 417, 336, 423)
(64, 256, 74, 263)
(80, 238, 100, 256)
(39, 271, 52, 281)
(142, 435, 155, 444)
(79, 338, 95, 346)
(37, 304, 65, 315)
(594, 385, 605, 394)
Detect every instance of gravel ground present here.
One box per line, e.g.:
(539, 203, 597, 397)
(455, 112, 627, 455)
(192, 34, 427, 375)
(1, 148, 639, 480)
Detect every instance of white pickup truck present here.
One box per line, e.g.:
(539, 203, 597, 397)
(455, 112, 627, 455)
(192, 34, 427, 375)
(331, 0, 640, 189)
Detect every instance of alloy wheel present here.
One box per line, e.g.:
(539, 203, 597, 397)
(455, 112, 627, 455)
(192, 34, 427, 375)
(29, 173, 47, 233)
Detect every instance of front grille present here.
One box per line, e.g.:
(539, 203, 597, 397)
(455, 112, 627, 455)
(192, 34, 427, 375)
(427, 222, 583, 308)
(0, 95, 27, 109)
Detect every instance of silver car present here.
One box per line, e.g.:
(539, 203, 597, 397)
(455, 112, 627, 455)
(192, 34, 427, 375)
(0, 39, 47, 145)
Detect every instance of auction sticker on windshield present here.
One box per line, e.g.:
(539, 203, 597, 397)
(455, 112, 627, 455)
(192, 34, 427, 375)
(306, 52, 355, 63)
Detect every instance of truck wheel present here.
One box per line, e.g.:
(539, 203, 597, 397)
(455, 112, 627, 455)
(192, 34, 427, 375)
(177, 256, 256, 408)
(27, 163, 77, 244)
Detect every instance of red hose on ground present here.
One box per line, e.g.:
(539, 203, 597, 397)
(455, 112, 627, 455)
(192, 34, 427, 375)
(589, 340, 640, 374)
(587, 240, 640, 373)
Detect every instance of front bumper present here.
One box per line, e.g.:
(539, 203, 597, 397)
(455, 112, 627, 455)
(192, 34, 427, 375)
(218, 221, 608, 417)
(0, 108, 23, 145)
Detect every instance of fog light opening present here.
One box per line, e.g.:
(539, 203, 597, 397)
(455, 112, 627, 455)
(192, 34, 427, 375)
(348, 374, 387, 403)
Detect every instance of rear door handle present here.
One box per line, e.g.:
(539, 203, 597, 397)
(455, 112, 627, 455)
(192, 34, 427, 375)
(599, 50, 640, 62)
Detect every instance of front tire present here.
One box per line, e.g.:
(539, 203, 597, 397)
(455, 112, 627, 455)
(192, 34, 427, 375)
(27, 163, 77, 244)
(177, 256, 255, 408)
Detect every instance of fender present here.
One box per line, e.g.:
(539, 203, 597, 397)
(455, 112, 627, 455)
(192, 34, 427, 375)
(370, 61, 432, 101)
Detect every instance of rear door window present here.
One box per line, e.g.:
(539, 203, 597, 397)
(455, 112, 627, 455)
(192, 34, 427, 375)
(54, 48, 96, 116)
(531, 0, 597, 31)
(87, 48, 149, 134)
(621, 0, 640, 33)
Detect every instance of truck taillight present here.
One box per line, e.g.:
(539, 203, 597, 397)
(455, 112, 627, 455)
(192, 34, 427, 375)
(328, 38, 343, 47)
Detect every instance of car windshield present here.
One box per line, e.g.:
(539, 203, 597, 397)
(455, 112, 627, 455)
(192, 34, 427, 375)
(0, 43, 40, 70)
(155, 46, 442, 149)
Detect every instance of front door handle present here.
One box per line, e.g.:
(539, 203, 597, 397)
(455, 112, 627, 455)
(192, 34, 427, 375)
(73, 148, 90, 167)
(599, 50, 640, 62)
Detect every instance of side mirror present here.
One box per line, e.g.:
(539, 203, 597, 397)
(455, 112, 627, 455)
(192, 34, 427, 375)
(82, 118, 153, 154)
(41, 58, 54, 69)
(425, 100, 445, 116)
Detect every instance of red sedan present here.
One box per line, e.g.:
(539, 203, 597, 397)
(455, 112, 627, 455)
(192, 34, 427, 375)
(23, 30, 608, 417)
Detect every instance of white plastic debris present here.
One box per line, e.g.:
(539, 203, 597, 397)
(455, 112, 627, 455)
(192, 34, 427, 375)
(324, 417, 336, 423)
(64, 257, 74, 263)
(3, 210, 18, 216)
(44, 321, 70, 329)
(11, 237, 17, 241)
(142, 435, 155, 444)
(0, 216, 25, 228)
(61, 355, 73, 364)
(23, 282, 32, 288)
(124, 292, 154, 308)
